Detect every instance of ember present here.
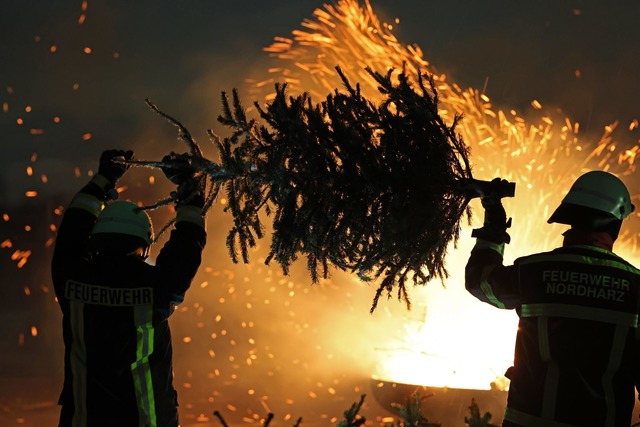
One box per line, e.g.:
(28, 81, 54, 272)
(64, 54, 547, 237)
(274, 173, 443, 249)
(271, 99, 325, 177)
(2, 0, 639, 425)
(254, 0, 640, 392)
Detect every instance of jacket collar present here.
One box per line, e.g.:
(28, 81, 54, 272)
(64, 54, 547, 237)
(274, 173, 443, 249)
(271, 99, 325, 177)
(561, 228, 614, 251)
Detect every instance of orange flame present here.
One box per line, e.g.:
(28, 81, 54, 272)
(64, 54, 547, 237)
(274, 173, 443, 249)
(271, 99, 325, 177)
(250, 0, 640, 390)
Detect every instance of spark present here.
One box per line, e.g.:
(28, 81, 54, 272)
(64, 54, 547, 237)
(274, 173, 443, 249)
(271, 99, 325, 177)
(5, 0, 638, 420)
(11, 249, 31, 268)
(253, 0, 640, 390)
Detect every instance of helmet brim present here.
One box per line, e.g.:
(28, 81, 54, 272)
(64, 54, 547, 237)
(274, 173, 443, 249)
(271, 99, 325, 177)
(548, 202, 620, 231)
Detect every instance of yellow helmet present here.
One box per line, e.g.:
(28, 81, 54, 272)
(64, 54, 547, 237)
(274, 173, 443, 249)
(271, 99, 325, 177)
(91, 201, 154, 245)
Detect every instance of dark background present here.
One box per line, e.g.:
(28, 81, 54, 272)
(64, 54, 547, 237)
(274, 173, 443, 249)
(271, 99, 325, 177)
(1, 1, 638, 204)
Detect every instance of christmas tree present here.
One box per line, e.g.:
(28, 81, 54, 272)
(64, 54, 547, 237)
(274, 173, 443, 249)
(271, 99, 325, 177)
(133, 66, 513, 311)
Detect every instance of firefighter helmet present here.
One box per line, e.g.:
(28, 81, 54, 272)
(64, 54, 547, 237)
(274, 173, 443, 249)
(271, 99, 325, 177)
(548, 171, 634, 226)
(91, 201, 154, 245)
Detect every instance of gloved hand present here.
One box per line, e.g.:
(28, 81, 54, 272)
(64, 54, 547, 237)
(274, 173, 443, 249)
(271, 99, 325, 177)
(161, 153, 193, 186)
(98, 149, 134, 184)
(161, 153, 204, 208)
(482, 196, 508, 230)
(472, 178, 512, 243)
(175, 179, 205, 208)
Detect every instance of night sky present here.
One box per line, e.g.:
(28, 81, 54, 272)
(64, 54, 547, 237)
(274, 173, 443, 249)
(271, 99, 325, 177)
(1, 1, 640, 425)
(1, 1, 639, 205)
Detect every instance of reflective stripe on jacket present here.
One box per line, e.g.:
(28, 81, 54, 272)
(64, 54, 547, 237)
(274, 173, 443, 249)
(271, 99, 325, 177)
(465, 240, 640, 427)
(52, 187, 206, 427)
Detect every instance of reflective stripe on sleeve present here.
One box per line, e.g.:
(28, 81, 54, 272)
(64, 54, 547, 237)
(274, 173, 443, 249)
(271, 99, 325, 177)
(131, 305, 157, 427)
(480, 265, 506, 309)
(473, 239, 505, 256)
(520, 303, 638, 326)
(176, 205, 205, 229)
(69, 192, 104, 217)
(90, 174, 113, 192)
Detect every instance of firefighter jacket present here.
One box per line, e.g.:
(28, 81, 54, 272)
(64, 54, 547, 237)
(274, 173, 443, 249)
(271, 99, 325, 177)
(465, 237, 640, 427)
(51, 179, 206, 427)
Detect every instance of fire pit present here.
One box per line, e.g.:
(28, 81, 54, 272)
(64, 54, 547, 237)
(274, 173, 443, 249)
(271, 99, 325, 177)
(369, 379, 507, 426)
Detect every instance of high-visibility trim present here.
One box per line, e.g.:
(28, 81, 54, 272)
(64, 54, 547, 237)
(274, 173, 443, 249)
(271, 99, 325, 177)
(542, 362, 560, 419)
(568, 245, 616, 257)
(602, 324, 628, 427)
(131, 304, 157, 427)
(537, 316, 560, 419)
(479, 266, 506, 309)
(69, 193, 105, 217)
(90, 174, 113, 192)
(519, 250, 640, 276)
(176, 205, 205, 229)
(520, 303, 638, 326)
(69, 301, 88, 427)
(504, 407, 579, 427)
(473, 239, 505, 256)
(538, 317, 551, 362)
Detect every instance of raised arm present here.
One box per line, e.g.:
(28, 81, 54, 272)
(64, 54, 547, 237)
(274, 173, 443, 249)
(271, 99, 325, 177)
(52, 150, 133, 286)
(154, 153, 207, 315)
(465, 181, 520, 309)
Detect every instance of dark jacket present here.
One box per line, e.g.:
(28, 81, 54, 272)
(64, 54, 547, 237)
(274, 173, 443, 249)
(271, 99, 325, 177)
(52, 180, 206, 427)
(466, 238, 640, 427)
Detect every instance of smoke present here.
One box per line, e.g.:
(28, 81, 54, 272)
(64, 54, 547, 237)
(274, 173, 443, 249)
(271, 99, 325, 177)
(4, 1, 640, 425)
(163, 202, 414, 423)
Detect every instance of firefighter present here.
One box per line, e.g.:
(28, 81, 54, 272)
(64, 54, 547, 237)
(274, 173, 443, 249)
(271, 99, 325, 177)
(465, 171, 640, 427)
(52, 149, 207, 427)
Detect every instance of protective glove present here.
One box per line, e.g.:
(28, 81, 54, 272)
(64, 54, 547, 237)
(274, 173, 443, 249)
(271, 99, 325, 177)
(98, 149, 133, 184)
(175, 179, 205, 209)
(482, 196, 508, 229)
(472, 178, 512, 244)
(161, 153, 204, 208)
(161, 153, 193, 186)
(174, 179, 206, 230)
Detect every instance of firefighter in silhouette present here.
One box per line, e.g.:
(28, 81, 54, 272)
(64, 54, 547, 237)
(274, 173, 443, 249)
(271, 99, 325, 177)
(52, 149, 207, 427)
(466, 171, 640, 427)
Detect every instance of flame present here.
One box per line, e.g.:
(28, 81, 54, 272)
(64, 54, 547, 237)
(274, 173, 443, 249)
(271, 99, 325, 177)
(251, 0, 640, 390)
(5, 2, 639, 419)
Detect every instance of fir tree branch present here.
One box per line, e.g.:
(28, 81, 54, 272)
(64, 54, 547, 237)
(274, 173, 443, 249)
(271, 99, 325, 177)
(338, 394, 367, 427)
(132, 66, 513, 311)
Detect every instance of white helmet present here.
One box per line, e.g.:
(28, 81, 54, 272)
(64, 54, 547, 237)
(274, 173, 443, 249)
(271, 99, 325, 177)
(91, 201, 154, 245)
(548, 171, 634, 226)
